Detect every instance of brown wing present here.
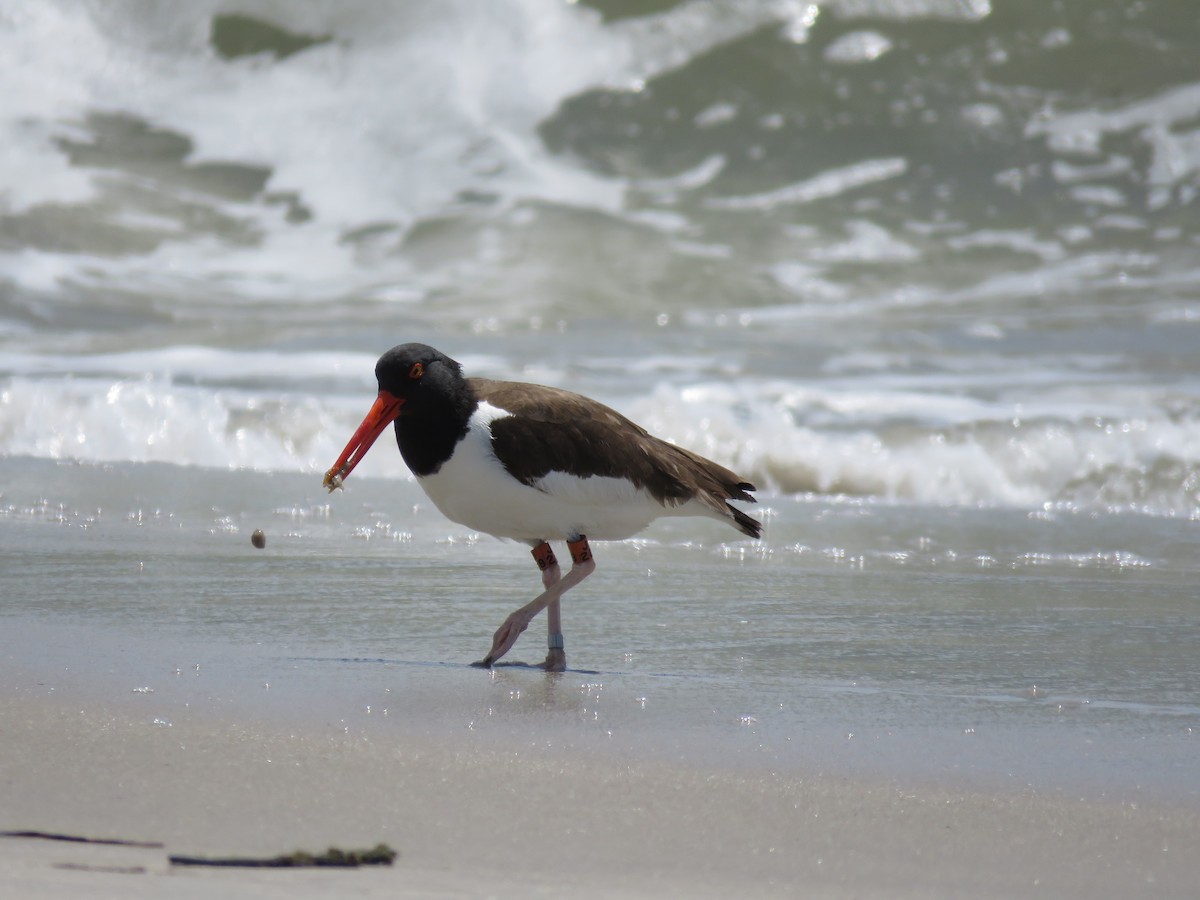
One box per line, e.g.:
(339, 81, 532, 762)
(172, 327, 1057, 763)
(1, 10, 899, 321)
(469, 378, 760, 538)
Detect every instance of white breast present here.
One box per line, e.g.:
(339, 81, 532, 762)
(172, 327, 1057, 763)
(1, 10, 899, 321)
(415, 402, 678, 542)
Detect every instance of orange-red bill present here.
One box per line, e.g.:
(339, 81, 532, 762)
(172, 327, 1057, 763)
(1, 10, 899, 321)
(323, 390, 405, 491)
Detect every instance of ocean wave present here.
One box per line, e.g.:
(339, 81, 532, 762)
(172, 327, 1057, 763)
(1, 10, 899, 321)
(3, 371, 1196, 518)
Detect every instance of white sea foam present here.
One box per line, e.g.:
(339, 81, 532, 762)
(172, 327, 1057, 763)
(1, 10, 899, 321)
(627, 381, 1200, 516)
(2, 345, 1197, 516)
(0, 0, 819, 297)
(823, 30, 893, 65)
(0, 347, 375, 384)
(704, 158, 909, 211)
(0, 373, 406, 479)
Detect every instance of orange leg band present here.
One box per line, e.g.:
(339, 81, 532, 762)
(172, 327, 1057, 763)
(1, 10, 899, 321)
(531, 541, 558, 571)
(568, 536, 592, 565)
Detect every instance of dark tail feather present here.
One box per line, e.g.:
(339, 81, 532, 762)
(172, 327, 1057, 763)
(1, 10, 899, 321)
(728, 503, 762, 539)
(675, 443, 762, 538)
(726, 481, 761, 538)
(734, 481, 756, 501)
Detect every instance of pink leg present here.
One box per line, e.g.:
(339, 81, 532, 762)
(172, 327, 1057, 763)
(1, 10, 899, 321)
(537, 543, 567, 672)
(479, 537, 594, 669)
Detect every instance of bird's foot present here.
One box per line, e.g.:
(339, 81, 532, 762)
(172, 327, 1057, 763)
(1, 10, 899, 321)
(540, 649, 567, 673)
(479, 611, 531, 668)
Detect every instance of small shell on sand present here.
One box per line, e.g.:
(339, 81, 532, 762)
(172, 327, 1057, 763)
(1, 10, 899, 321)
(251, 529, 266, 549)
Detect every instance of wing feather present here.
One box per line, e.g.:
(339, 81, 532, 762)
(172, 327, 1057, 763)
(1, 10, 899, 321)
(469, 378, 760, 538)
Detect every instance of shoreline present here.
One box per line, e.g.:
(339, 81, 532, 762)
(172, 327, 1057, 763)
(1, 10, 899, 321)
(3, 685, 1198, 898)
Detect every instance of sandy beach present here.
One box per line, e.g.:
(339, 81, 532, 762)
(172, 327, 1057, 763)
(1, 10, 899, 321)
(3, 683, 1198, 900)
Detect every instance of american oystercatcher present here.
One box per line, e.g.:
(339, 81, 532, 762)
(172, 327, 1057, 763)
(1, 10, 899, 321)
(324, 343, 761, 671)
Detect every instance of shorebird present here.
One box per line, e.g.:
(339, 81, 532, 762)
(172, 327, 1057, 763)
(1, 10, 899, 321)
(324, 343, 761, 671)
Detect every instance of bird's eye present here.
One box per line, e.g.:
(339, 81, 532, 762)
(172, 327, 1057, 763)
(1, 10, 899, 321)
(409, 362, 425, 379)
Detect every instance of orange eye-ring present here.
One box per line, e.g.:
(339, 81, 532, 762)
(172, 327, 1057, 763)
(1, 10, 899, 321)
(408, 362, 425, 379)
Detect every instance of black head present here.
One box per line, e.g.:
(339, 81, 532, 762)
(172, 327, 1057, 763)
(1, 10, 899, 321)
(324, 343, 473, 489)
(374, 343, 465, 411)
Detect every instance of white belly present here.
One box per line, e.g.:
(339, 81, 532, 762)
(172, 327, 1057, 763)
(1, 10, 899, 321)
(415, 403, 681, 542)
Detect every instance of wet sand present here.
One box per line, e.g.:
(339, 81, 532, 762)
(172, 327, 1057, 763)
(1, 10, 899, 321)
(2, 686, 1198, 899)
